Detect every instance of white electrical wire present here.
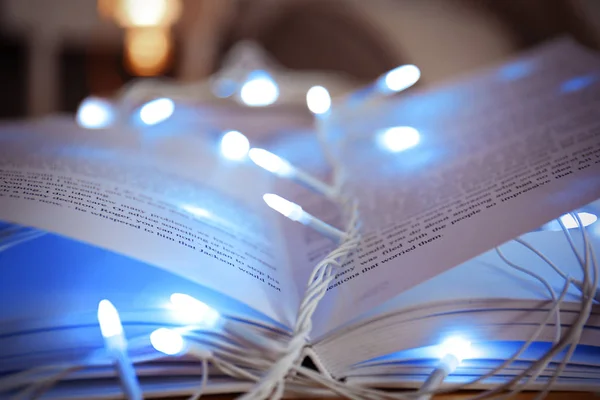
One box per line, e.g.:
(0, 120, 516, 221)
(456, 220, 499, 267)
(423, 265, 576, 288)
(492, 214, 596, 398)
(533, 213, 597, 400)
(4, 74, 600, 400)
(236, 193, 361, 400)
(495, 245, 562, 344)
(385, 213, 596, 400)
(462, 213, 597, 400)
(185, 357, 210, 400)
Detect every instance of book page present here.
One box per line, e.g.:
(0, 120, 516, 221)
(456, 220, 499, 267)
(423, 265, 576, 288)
(312, 38, 600, 337)
(0, 121, 299, 327)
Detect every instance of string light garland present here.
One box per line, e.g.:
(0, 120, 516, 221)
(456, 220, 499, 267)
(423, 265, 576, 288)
(250, 149, 338, 199)
(3, 57, 600, 400)
(0, 216, 597, 398)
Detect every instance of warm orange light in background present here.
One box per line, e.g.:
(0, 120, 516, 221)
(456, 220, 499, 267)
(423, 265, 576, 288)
(97, 0, 181, 76)
(115, 0, 182, 28)
(125, 28, 171, 76)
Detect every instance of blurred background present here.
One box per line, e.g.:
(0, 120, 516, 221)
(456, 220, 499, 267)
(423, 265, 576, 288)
(1, 0, 600, 120)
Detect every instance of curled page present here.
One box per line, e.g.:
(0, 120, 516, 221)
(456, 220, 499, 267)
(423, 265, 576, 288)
(0, 123, 298, 327)
(314, 38, 600, 337)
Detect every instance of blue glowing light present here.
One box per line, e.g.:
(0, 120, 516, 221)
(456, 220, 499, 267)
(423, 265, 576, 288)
(263, 193, 305, 222)
(498, 61, 533, 81)
(170, 293, 220, 327)
(138, 98, 175, 125)
(306, 86, 331, 115)
(560, 74, 597, 93)
(76, 97, 115, 129)
(377, 126, 420, 152)
(97, 299, 123, 338)
(150, 328, 185, 355)
(239, 71, 279, 107)
(376, 65, 421, 94)
(220, 130, 250, 161)
(249, 148, 295, 177)
(438, 336, 472, 362)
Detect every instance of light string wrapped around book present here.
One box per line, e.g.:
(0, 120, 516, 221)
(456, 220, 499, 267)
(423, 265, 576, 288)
(1, 190, 598, 399)
(4, 217, 594, 399)
(13, 49, 600, 400)
(73, 61, 419, 131)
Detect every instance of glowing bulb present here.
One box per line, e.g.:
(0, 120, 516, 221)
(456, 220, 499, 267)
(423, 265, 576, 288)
(239, 71, 279, 107)
(150, 328, 185, 355)
(377, 64, 421, 94)
(138, 98, 174, 125)
(97, 300, 123, 338)
(220, 130, 250, 161)
(117, 0, 181, 27)
(378, 126, 420, 152)
(439, 337, 472, 363)
(248, 148, 294, 177)
(306, 86, 331, 115)
(125, 28, 171, 77)
(263, 194, 305, 222)
(170, 293, 220, 327)
(76, 97, 115, 129)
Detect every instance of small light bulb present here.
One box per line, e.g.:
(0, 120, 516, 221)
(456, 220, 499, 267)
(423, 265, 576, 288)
(263, 194, 305, 222)
(76, 97, 115, 129)
(239, 71, 279, 107)
(97, 299, 123, 338)
(439, 337, 472, 363)
(150, 328, 185, 356)
(248, 148, 294, 177)
(377, 64, 421, 94)
(306, 86, 331, 115)
(138, 98, 175, 126)
(378, 126, 420, 152)
(170, 293, 220, 327)
(220, 130, 250, 161)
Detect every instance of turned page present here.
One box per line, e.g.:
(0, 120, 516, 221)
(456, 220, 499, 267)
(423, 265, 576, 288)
(311, 38, 600, 338)
(0, 120, 299, 327)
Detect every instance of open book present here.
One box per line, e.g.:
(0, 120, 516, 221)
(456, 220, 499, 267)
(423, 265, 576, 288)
(1, 37, 600, 397)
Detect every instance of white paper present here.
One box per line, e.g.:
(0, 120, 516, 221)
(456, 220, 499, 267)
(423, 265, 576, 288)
(0, 122, 299, 327)
(313, 38, 600, 336)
